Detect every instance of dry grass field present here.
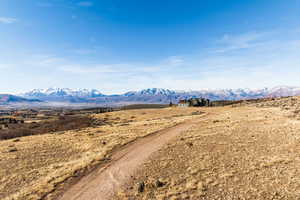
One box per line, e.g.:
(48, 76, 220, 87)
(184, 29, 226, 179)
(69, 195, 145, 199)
(0, 107, 201, 200)
(2, 97, 300, 200)
(116, 100, 300, 200)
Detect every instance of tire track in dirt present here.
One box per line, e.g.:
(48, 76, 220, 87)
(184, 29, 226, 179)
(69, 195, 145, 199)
(58, 114, 208, 200)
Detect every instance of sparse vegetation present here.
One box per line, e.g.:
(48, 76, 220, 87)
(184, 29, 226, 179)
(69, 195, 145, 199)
(0, 107, 201, 200)
(2, 97, 300, 200)
(116, 99, 300, 200)
(0, 115, 99, 140)
(121, 104, 169, 110)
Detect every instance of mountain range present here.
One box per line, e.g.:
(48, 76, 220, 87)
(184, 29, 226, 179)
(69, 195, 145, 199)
(1, 86, 300, 107)
(0, 94, 41, 104)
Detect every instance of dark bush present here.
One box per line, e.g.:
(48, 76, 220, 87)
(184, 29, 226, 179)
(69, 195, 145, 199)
(0, 115, 98, 140)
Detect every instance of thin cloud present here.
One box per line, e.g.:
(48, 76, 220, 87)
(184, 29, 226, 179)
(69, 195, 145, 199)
(71, 48, 96, 55)
(24, 55, 65, 67)
(77, 1, 93, 7)
(24, 54, 162, 75)
(215, 32, 269, 53)
(39, 57, 65, 66)
(58, 63, 160, 75)
(36, 2, 53, 7)
(4, 28, 300, 93)
(164, 56, 184, 66)
(0, 17, 17, 24)
(59, 65, 117, 74)
(0, 64, 8, 69)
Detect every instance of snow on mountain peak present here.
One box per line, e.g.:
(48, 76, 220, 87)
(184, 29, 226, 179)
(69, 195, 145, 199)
(22, 88, 104, 98)
(18, 86, 300, 104)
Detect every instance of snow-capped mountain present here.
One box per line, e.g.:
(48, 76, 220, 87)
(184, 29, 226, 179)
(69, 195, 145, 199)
(267, 86, 300, 97)
(21, 88, 105, 103)
(175, 88, 270, 100)
(14, 86, 300, 105)
(124, 88, 176, 97)
(22, 88, 104, 98)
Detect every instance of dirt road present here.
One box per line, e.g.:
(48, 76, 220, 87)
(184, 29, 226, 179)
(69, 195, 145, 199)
(58, 115, 207, 200)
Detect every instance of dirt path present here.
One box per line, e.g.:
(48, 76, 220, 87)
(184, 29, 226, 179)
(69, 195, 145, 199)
(58, 115, 207, 200)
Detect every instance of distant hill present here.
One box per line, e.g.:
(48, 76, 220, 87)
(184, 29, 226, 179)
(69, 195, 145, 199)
(0, 94, 41, 104)
(17, 86, 300, 106)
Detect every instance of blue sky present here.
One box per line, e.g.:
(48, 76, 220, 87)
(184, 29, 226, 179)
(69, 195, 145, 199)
(1, 0, 300, 94)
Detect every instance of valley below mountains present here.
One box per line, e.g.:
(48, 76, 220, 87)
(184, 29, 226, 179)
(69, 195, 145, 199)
(2, 86, 300, 108)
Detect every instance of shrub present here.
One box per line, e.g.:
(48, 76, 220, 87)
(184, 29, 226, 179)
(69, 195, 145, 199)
(0, 115, 99, 140)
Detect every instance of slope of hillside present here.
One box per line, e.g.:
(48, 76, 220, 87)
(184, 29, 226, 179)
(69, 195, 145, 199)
(117, 105, 300, 200)
(0, 107, 201, 200)
(1, 97, 300, 200)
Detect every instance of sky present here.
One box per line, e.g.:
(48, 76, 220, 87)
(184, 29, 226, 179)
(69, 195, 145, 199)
(1, 0, 300, 94)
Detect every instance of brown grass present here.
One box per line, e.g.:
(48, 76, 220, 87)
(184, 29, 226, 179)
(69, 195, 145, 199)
(0, 107, 202, 200)
(116, 105, 300, 200)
